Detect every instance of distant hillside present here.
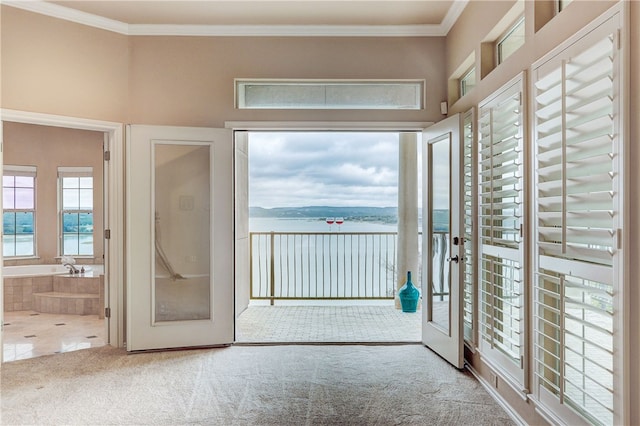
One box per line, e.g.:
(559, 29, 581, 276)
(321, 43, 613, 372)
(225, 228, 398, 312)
(249, 206, 398, 220)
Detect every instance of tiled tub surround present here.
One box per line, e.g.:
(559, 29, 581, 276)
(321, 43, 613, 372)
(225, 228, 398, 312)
(3, 265, 104, 317)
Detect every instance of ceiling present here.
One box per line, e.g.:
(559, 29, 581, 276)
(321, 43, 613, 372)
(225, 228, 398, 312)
(6, 1, 469, 36)
(49, 1, 456, 26)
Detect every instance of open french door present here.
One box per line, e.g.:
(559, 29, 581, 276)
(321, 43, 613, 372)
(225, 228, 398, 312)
(126, 125, 234, 351)
(422, 114, 464, 368)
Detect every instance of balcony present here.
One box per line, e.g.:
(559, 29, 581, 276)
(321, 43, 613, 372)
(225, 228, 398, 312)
(237, 231, 450, 343)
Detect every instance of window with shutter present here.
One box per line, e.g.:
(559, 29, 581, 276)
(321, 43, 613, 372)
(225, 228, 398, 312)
(463, 110, 475, 343)
(478, 76, 525, 386)
(533, 12, 620, 426)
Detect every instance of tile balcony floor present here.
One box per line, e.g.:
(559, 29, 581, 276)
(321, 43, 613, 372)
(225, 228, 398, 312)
(236, 302, 423, 343)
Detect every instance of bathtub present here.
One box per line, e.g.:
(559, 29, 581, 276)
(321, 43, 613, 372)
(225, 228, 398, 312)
(3, 264, 104, 278)
(3, 264, 105, 313)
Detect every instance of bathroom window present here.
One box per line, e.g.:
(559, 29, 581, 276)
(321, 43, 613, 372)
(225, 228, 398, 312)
(59, 167, 93, 256)
(3, 166, 37, 257)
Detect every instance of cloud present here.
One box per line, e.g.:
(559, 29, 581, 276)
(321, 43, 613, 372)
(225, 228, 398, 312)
(249, 132, 402, 208)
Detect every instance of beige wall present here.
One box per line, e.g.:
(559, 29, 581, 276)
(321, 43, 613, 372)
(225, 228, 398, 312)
(1, 6, 447, 126)
(2, 122, 104, 265)
(129, 35, 446, 126)
(0, 7, 129, 122)
(446, 0, 637, 424)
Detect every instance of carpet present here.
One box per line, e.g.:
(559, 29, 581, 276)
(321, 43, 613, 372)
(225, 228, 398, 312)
(1, 344, 515, 425)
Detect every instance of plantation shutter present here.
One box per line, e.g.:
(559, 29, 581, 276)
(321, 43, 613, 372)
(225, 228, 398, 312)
(533, 13, 620, 426)
(478, 76, 525, 386)
(462, 111, 475, 343)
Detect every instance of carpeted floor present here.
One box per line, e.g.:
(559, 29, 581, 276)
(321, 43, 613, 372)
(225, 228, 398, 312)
(1, 344, 515, 425)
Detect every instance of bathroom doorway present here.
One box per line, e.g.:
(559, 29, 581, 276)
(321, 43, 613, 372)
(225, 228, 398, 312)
(2, 121, 108, 361)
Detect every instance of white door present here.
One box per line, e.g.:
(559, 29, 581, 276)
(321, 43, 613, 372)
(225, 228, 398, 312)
(422, 114, 464, 368)
(126, 125, 234, 351)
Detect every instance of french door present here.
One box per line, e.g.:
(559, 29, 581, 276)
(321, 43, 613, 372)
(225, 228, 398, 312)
(422, 114, 464, 368)
(126, 125, 234, 351)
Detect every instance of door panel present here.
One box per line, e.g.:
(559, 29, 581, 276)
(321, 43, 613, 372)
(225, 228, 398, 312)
(126, 125, 234, 351)
(422, 114, 463, 368)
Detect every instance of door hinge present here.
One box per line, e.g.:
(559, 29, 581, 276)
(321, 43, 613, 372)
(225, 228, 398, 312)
(104, 229, 111, 239)
(104, 150, 111, 161)
(105, 307, 111, 318)
(520, 355, 524, 369)
(617, 29, 622, 50)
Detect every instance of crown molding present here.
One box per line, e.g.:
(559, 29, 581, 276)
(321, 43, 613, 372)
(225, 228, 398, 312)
(2, 0, 468, 37)
(440, 0, 469, 34)
(2, 0, 130, 34)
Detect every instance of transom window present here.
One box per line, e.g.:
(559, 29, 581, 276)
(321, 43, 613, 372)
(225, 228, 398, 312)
(558, 0, 573, 12)
(3, 166, 36, 257)
(59, 167, 94, 256)
(235, 79, 425, 110)
(460, 67, 476, 97)
(497, 17, 525, 64)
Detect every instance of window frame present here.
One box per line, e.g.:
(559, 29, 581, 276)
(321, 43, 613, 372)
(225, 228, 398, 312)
(2, 165, 37, 258)
(58, 167, 94, 257)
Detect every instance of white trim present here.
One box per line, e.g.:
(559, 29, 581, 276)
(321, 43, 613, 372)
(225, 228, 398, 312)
(3, 164, 36, 175)
(2, 0, 130, 34)
(1, 108, 125, 350)
(58, 166, 93, 175)
(224, 121, 434, 131)
(2, 0, 468, 37)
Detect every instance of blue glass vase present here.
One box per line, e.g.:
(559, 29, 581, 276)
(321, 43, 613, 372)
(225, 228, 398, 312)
(398, 271, 419, 313)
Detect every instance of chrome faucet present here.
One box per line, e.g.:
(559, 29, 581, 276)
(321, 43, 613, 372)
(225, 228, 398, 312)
(64, 263, 80, 274)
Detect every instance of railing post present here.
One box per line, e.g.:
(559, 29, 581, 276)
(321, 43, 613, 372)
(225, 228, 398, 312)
(269, 231, 275, 305)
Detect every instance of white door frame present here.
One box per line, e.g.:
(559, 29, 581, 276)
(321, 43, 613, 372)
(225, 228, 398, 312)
(0, 109, 125, 350)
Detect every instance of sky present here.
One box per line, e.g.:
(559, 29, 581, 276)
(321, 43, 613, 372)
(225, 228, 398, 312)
(248, 132, 404, 209)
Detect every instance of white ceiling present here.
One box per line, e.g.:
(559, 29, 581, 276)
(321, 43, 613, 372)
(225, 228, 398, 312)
(49, 1, 454, 26)
(5, 1, 468, 36)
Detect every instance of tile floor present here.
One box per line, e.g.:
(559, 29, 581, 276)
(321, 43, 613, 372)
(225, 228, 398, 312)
(3, 302, 425, 361)
(2, 310, 106, 362)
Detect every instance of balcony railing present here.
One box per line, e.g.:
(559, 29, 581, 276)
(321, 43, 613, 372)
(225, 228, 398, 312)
(250, 231, 450, 304)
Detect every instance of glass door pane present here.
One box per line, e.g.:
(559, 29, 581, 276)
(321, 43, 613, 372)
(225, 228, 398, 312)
(154, 143, 212, 322)
(429, 135, 451, 332)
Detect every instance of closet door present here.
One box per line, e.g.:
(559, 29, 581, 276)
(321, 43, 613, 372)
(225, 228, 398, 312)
(126, 125, 234, 351)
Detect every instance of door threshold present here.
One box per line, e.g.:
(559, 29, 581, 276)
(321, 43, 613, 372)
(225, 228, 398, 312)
(233, 341, 423, 346)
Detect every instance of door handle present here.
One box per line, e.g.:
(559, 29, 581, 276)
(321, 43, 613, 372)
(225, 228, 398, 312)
(447, 255, 460, 263)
